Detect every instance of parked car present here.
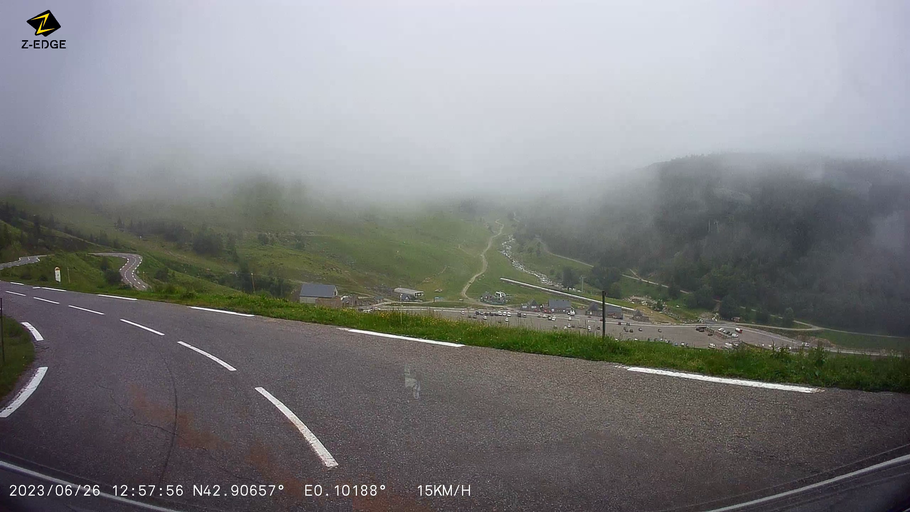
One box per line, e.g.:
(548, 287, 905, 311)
(696, 325, 707, 332)
(735, 327, 743, 333)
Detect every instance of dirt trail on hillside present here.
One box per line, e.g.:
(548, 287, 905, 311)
(461, 220, 504, 302)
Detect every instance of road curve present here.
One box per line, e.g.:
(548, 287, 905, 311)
(0, 255, 46, 271)
(460, 220, 504, 301)
(1, 281, 909, 511)
(93, 253, 149, 291)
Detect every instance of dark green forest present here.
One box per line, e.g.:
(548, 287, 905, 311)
(518, 155, 910, 335)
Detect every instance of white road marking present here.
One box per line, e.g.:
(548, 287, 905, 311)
(39, 286, 66, 292)
(625, 367, 819, 393)
(98, 294, 137, 301)
(120, 319, 165, 336)
(33, 297, 59, 305)
(708, 453, 910, 511)
(189, 306, 254, 317)
(68, 304, 105, 316)
(255, 387, 338, 468)
(0, 459, 182, 512)
(340, 328, 464, 347)
(5, 291, 25, 297)
(21, 322, 44, 341)
(10, 282, 24, 286)
(0, 367, 48, 418)
(178, 341, 237, 371)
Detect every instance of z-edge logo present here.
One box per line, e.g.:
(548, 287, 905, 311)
(27, 10, 61, 37)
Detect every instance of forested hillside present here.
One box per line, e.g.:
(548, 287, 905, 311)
(518, 155, 910, 335)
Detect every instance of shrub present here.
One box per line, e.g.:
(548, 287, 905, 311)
(104, 269, 122, 285)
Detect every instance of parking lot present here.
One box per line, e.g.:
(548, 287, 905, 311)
(369, 306, 806, 351)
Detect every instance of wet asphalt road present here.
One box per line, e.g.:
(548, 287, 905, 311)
(1, 282, 909, 511)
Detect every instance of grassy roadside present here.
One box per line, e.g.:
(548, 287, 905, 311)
(0, 316, 36, 400)
(812, 330, 910, 352)
(757, 327, 910, 353)
(145, 292, 910, 393)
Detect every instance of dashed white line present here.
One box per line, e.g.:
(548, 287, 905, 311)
(0, 367, 48, 418)
(10, 282, 24, 286)
(340, 328, 464, 347)
(0, 459, 182, 511)
(98, 294, 137, 301)
(5, 291, 25, 297)
(188, 306, 254, 317)
(624, 367, 819, 393)
(68, 304, 105, 316)
(21, 322, 44, 341)
(33, 297, 60, 305)
(255, 387, 338, 468)
(178, 341, 237, 371)
(120, 319, 165, 336)
(39, 286, 66, 292)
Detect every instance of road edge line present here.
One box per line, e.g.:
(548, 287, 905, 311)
(21, 322, 44, 342)
(624, 366, 819, 393)
(0, 367, 48, 418)
(98, 294, 137, 301)
(189, 306, 254, 317)
(340, 328, 464, 347)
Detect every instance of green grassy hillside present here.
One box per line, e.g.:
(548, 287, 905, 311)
(1, 195, 495, 302)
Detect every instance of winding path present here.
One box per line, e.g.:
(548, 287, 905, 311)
(460, 220, 504, 301)
(91, 252, 149, 291)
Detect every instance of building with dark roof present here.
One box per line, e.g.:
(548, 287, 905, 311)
(299, 283, 339, 305)
(547, 299, 572, 313)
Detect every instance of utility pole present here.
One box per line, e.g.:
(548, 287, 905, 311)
(250, 273, 256, 293)
(601, 290, 606, 340)
(580, 276, 584, 294)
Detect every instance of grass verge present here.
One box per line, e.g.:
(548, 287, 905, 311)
(0, 316, 36, 401)
(756, 327, 910, 353)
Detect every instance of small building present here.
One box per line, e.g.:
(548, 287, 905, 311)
(394, 287, 424, 301)
(632, 309, 650, 322)
(299, 283, 341, 308)
(521, 299, 540, 311)
(341, 295, 364, 308)
(605, 305, 623, 319)
(586, 303, 624, 319)
(548, 299, 572, 314)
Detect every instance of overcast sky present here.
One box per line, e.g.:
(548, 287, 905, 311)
(2, 0, 909, 198)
